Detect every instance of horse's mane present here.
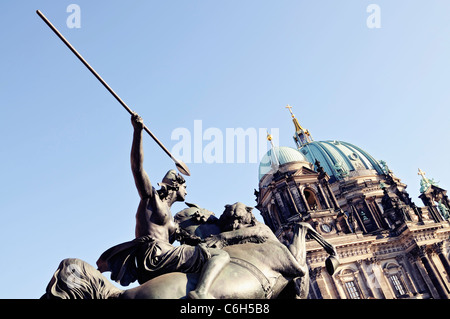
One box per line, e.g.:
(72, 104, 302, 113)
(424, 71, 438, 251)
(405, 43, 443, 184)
(41, 258, 122, 299)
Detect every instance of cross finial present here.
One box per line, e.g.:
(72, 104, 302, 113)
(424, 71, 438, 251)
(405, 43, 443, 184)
(285, 104, 295, 118)
(266, 130, 279, 168)
(418, 168, 428, 181)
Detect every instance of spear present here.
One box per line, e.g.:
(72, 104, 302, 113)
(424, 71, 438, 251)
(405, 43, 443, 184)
(36, 10, 191, 176)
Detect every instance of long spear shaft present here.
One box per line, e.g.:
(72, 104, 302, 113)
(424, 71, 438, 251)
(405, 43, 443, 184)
(36, 10, 190, 176)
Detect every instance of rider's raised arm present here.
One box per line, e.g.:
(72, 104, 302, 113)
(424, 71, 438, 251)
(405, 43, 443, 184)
(130, 113, 153, 199)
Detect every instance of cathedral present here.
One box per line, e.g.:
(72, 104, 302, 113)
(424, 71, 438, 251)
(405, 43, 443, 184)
(255, 105, 450, 299)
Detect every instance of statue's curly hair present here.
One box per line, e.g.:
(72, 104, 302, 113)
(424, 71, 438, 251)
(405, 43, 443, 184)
(156, 170, 186, 200)
(157, 183, 180, 200)
(41, 258, 122, 299)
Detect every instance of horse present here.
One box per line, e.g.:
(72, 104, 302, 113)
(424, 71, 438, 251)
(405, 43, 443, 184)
(42, 203, 339, 299)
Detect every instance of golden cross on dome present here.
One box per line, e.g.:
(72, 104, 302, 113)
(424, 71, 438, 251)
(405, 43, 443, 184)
(418, 168, 428, 181)
(285, 104, 295, 118)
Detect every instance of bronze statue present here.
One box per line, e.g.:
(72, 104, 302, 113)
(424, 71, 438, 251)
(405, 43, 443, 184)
(96, 113, 230, 299)
(42, 202, 339, 299)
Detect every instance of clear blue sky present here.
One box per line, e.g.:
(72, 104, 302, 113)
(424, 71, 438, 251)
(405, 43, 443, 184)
(1, 1, 449, 298)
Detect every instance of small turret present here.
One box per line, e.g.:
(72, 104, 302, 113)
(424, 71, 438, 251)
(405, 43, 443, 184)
(285, 104, 313, 148)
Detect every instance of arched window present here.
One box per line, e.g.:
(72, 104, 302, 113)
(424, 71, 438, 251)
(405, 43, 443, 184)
(344, 281, 361, 299)
(390, 274, 406, 296)
(337, 268, 364, 299)
(304, 189, 319, 210)
(384, 262, 409, 298)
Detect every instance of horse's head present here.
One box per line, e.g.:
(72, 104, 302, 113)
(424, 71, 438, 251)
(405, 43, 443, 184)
(174, 202, 221, 238)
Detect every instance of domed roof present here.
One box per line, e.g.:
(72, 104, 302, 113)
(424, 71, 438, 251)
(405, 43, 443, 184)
(299, 140, 385, 182)
(259, 146, 309, 180)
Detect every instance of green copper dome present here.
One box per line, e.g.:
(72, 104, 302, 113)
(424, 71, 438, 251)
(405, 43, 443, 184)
(299, 140, 385, 182)
(259, 146, 309, 180)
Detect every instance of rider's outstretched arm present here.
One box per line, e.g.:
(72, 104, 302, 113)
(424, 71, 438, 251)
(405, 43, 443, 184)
(130, 113, 153, 199)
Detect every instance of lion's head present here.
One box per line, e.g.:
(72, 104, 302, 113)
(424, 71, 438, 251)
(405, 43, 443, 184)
(218, 202, 256, 232)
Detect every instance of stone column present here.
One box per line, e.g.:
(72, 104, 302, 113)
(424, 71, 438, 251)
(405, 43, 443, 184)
(356, 259, 375, 298)
(418, 246, 448, 299)
(317, 183, 331, 209)
(375, 260, 395, 299)
(312, 267, 332, 299)
(366, 257, 386, 299)
(410, 251, 440, 298)
(405, 254, 426, 296)
(396, 255, 419, 297)
(323, 269, 341, 299)
(285, 186, 300, 215)
(334, 281, 346, 299)
(435, 242, 450, 282)
(324, 180, 340, 209)
(362, 195, 382, 229)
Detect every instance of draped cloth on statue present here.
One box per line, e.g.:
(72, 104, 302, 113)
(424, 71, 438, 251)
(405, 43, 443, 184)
(97, 235, 211, 286)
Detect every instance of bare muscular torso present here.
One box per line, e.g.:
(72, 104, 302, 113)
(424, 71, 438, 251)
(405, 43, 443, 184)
(135, 192, 177, 242)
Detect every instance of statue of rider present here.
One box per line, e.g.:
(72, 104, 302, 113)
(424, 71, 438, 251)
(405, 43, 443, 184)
(97, 113, 229, 299)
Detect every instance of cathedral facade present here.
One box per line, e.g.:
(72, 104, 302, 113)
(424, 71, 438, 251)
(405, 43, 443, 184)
(255, 106, 450, 299)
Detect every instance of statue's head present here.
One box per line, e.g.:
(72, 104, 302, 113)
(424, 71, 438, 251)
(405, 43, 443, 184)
(157, 169, 187, 201)
(219, 202, 256, 232)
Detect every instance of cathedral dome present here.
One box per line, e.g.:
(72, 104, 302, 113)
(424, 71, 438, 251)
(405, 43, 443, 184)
(258, 146, 309, 181)
(299, 140, 385, 182)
